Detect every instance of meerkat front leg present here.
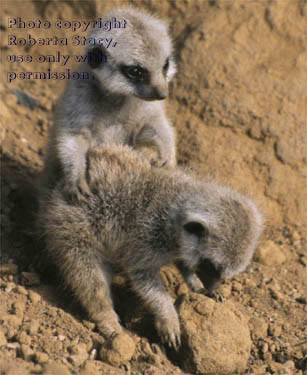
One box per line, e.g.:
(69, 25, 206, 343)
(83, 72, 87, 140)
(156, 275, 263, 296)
(134, 121, 176, 168)
(57, 130, 92, 197)
(129, 269, 181, 349)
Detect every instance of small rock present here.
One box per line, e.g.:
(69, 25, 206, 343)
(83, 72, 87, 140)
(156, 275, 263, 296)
(100, 332, 136, 366)
(13, 89, 40, 110)
(299, 255, 307, 266)
(29, 320, 40, 335)
(0, 330, 7, 345)
(80, 361, 100, 375)
(232, 280, 243, 292)
(69, 353, 88, 367)
(43, 362, 71, 375)
(1, 314, 22, 329)
(6, 342, 20, 350)
(219, 283, 232, 298)
(249, 317, 268, 339)
(268, 323, 282, 337)
(0, 264, 18, 275)
(20, 344, 34, 360)
(16, 285, 28, 295)
(18, 331, 31, 345)
(21, 272, 40, 287)
(12, 301, 25, 316)
(260, 342, 269, 353)
(35, 352, 49, 364)
(178, 293, 252, 374)
(28, 290, 41, 304)
(270, 360, 295, 375)
(5, 282, 16, 293)
(69, 343, 88, 355)
(82, 320, 95, 330)
(255, 241, 286, 266)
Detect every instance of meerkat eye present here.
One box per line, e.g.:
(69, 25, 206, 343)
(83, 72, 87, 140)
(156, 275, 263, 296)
(184, 221, 208, 238)
(121, 65, 148, 82)
(163, 58, 169, 74)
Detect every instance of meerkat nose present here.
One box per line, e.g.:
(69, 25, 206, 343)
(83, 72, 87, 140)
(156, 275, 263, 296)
(153, 87, 168, 100)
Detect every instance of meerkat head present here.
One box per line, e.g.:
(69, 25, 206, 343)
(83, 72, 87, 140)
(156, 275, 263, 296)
(177, 185, 263, 293)
(86, 7, 176, 100)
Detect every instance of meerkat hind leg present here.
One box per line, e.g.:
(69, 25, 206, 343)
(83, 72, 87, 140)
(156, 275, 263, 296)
(56, 245, 122, 338)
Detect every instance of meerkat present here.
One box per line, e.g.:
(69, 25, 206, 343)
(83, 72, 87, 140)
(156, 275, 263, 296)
(41, 7, 177, 193)
(38, 144, 263, 349)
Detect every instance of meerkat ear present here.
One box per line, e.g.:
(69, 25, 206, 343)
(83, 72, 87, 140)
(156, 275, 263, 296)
(87, 46, 107, 69)
(183, 213, 209, 238)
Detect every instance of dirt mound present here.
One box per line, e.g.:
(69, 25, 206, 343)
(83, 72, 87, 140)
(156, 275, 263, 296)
(1, 1, 306, 374)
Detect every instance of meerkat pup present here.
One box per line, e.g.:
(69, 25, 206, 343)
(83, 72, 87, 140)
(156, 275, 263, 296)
(38, 144, 263, 349)
(41, 7, 177, 192)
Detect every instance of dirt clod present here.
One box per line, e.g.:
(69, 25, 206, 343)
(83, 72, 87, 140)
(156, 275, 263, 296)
(99, 332, 136, 366)
(255, 241, 286, 266)
(179, 294, 252, 374)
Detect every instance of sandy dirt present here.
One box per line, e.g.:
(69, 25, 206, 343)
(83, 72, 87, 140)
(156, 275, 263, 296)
(0, 1, 306, 374)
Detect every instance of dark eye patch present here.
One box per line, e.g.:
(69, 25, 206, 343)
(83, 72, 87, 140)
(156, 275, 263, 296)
(163, 58, 169, 74)
(121, 65, 149, 83)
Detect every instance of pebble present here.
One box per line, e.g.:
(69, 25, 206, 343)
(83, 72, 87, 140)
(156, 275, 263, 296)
(35, 352, 49, 364)
(43, 362, 72, 375)
(82, 320, 95, 330)
(20, 344, 34, 360)
(0, 330, 7, 345)
(12, 301, 25, 316)
(13, 89, 40, 110)
(219, 283, 232, 298)
(255, 241, 286, 266)
(29, 320, 40, 335)
(268, 323, 282, 337)
(6, 342, 20, 350)
(249, 317, 268, 339)
(80, 361, 100, 375)
(69, 343, 88, 355)
(99, 332, 135, 366)
(18, 330, 31, 345)
(5, 282, 16, 293)
(69, 353, 88, 367)
(16, 285, 28, 296)
(232, 281, 243, 292)
(28, 290, 41, 304)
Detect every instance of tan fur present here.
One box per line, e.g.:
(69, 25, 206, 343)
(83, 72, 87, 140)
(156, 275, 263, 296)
(38, 145, 263, 349)
(40, 7, 177, 195)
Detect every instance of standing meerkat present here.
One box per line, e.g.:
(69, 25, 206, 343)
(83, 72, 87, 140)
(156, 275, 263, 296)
(41, 7, 177, 192)
(38, 145, 263, 349)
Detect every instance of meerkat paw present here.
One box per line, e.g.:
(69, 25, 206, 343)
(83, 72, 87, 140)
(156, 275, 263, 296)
(94, 310, 123, 339)
(155, 315, 181, 350)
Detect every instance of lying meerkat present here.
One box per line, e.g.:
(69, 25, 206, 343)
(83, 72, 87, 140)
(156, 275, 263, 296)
(41, 7, 177, 194)
(38, 145, 262, 349)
